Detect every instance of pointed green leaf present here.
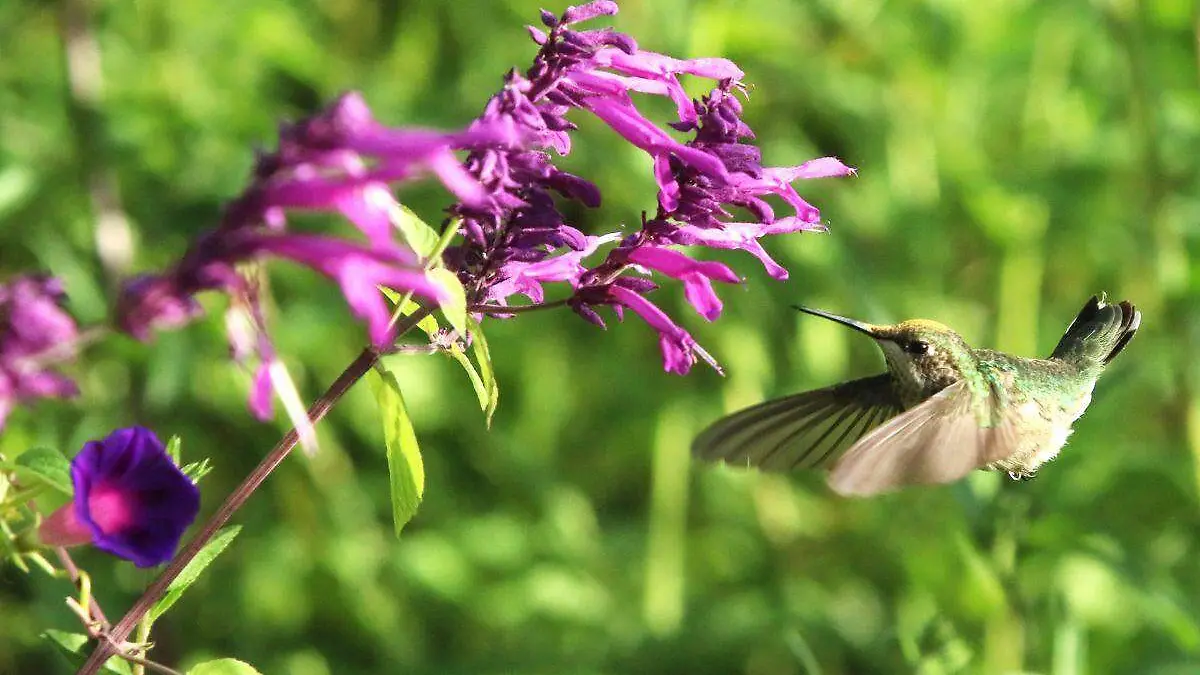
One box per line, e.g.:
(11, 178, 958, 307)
(379, 285, 402, 305)
(428, 268, 467, 337)
(446, 345, 489, 412)
(371, 366, 425, 537)
(148, 526, 242, 622)
(41, 630, 134, 675)
(181, 457, 214, 483)
(391, 203, 440, 259)
(465, 315, 499, 426)
(400, 298, 440, 336)
(187, 659, 264, 675)
(426, 217, 462, 264)
(166, 436, 182, 464)
(378, 287, 440, 337)
(13, 447, 73, 496)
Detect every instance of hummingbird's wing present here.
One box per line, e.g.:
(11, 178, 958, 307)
(828, 380, 1018, 497)
(691, 374, 903, 472)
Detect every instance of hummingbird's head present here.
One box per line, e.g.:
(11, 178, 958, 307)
(794, 307, 970, 399)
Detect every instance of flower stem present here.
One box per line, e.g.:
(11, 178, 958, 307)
(55, 547, 110, 629)
(78, 306, 436, 675)
(467, 299, 568, 314)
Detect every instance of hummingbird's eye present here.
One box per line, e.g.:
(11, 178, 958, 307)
(905, 340, 930, 355)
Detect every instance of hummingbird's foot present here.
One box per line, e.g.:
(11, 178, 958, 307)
(1007, 470, 1036, 482)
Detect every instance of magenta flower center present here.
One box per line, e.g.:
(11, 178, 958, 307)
(86, 483, 138, 535)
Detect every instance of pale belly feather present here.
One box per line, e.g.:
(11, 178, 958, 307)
(989, 386, 1095, 477)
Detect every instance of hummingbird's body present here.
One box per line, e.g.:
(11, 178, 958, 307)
(692, 295, 1140, 496)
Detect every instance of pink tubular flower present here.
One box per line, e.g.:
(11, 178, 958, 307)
(442, 2, 854, 375)
(115, 92, 513, 419)
(625, 247, 739, 321)
(608, 286, 718, 375)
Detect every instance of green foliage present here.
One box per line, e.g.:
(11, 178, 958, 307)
(41, 631, 133, 675)
(427, 268, 468, 337)
(9, 447, 73, 497)
(149, 526, 243, 623)
(465, 314, 499, 426)
(187, 658, 263, 675)
(1, 0, 1198, 673)
(371, 365, 425, 537)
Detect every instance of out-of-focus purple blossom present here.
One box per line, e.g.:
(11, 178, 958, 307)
(38, 426, 200, 568)
(445, 1, 853, 374)
(115, 92, 510, 418)
(0, 276, 81, 431)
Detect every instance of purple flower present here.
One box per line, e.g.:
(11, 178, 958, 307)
(444, 2, 853, 374)
(38, 427, 200, 568)
(626, 247, 739, 321)
(568, 82, 854, 373)
(0, 276, 81, 431)
(607, 286, 718, 375)
(115, 93, 510, 419)
(444, 0, 745, 308)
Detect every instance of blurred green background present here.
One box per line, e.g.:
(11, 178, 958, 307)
(1, 0, 1198, 673)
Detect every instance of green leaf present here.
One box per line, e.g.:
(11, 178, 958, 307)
(391, 203, 440, 259)
(41, 630, 134, 675)
(187, 658, 264, 675)
(465, 315, 499, 426)
(371, 366, 425, 538)
(400, 298, 440, 336)
(446, 345, 489, 412)
(148, 526, 242, 622)
(426, 217, 462, 264)
(379, 287, 440, 337)
(428, 268, 467, 337)
(181, 457, 214, 483)
(166, 436, 182, 464)
(13, 447, 73, 496)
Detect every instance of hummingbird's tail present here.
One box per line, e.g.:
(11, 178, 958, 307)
(1050, 293, 1141, 366)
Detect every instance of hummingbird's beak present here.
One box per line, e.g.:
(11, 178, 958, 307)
(793, 306, 881, 338)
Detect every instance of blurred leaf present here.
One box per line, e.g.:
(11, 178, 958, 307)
(466, 314, 499, 426)
(428, 268, 467, 337)
(187, 659, 263, 675)
(391, 204, 457, 267)
(426, 217, 462, 265)
(379, 288, 439, 336)
(371, 365, 425, 537)
(41, 630, 133, 675)
(148, 526, 243, 623)
(392, 202, 440, 259)
(11, 447, 73, 497)
(446, 344, 489, 413)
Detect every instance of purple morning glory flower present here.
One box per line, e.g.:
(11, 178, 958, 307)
(38, 426, 200, 568)
(0, 276, 81, 431)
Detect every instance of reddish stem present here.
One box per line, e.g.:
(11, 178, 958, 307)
(78, 307, 433, 674)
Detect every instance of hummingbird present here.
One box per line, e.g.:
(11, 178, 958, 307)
(692, 294, 1140, 497)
